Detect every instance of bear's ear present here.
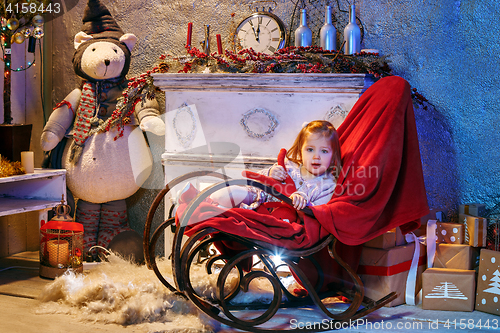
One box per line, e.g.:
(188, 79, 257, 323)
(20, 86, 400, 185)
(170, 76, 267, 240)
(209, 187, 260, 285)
(74, 31, 93, 49)
(119, 33, 137, 52)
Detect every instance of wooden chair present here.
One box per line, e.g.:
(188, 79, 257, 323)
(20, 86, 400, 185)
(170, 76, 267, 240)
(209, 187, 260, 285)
(143, 170, 397, 332)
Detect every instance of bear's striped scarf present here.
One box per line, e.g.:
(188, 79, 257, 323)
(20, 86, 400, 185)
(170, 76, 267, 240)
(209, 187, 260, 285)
(68, 79, 124, 164)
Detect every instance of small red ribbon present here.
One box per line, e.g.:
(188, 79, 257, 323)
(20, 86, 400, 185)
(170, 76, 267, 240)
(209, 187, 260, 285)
(54, 100, 75, 116)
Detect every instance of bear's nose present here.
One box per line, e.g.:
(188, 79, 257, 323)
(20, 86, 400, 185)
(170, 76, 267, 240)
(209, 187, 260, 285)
(104, 59, 110, 66)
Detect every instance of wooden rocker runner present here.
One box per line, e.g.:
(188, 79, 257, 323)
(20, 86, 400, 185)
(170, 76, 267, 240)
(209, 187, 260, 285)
(143, 76, 429, 331)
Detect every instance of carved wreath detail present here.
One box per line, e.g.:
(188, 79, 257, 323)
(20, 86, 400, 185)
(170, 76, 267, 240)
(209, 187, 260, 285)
(240, 108, 279, 140)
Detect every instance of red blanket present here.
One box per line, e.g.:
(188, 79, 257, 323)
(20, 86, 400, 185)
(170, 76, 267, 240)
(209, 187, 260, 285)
(176, 75, 428, 248)
(312, 75, 429, 244)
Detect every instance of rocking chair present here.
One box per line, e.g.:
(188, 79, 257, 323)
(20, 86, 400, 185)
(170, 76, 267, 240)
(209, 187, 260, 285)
(143, 76, 429, 332)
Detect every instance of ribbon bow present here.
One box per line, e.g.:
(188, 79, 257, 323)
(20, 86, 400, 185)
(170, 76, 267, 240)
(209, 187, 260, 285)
(403, 219, 438, 305)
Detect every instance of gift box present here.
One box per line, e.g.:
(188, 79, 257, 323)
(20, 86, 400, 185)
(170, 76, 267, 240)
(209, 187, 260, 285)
(486, 220, 500, 251)
(364, 231, 396, 249)
(436, 222, 464, 244)
(422, 268, 475, 311)
(391, 227, 406, 246)
(433, 244, 474, 270)
(475, 249, 500, 315)
(415, 208, 445, 237)
(357, 242, 426, 307)
(460, 214, 487, 247)
(459, 203, 486, 217)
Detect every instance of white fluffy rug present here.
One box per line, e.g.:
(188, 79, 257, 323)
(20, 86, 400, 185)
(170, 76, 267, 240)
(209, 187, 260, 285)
(36, 253, 297, 333)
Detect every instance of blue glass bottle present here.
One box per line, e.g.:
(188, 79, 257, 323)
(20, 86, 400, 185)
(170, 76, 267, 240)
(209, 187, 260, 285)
(320, 6, 336, 51)
(344, 4, 361, 55)
(294, 9, 312, 47)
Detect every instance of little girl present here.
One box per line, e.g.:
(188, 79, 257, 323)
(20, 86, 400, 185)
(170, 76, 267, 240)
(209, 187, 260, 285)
(211, 120, 341, 209)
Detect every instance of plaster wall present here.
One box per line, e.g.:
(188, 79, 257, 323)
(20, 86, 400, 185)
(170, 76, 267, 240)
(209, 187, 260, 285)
(43, 0, 499, 234)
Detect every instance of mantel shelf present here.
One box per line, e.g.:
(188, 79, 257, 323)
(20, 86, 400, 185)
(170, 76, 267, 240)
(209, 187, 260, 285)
(153, 73, 374, 93)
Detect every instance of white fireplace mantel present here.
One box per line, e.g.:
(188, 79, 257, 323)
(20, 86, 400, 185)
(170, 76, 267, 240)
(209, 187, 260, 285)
(153, 73, 374, 94)
(153, 73, 374, 171)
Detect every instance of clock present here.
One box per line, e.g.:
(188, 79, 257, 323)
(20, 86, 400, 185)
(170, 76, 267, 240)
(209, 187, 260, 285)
(234, 11, 286, 55)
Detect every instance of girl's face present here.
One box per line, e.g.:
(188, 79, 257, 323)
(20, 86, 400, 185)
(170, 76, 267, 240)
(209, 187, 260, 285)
(300, 133, 334, 176)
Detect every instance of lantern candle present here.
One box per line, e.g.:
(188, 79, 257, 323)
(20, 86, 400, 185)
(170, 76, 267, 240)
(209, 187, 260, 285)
(187, 22, 193, 49)
(47, 239, 69, 267)
(21, 151, 34, 173)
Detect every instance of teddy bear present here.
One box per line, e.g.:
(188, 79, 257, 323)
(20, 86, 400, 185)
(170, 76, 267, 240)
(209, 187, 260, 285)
(41, 0, 164, 262)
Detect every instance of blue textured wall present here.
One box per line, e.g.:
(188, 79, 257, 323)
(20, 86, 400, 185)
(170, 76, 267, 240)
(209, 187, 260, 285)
(358, 0, 500, 217)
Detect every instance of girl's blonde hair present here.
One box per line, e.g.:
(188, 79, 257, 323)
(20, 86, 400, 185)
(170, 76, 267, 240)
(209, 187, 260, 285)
(286, 120, 342, 179)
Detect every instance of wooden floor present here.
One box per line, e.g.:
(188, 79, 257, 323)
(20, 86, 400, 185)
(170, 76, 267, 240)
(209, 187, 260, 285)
(0, 252, 144, 333)
(1, 251, 500, 333)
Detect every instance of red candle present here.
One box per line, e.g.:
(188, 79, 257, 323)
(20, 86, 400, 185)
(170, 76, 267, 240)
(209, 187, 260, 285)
(187, 22, 193, 49)
(216, 34, 222, 55)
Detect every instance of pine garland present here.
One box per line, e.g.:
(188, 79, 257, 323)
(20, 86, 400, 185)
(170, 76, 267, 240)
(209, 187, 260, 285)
(159, 45, 392, 78)
(95, 68, 159, 140)
(112, 46, 432, 119)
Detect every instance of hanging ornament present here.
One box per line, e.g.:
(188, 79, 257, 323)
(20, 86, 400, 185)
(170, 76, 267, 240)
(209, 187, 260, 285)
(23, 28, 32, 38)
(12, 32, 25, 44)
(33, 15, 44, 27)
(7, 17, 19, 31)
(1, 17, 7, 29)
(33, 27, 44, 39)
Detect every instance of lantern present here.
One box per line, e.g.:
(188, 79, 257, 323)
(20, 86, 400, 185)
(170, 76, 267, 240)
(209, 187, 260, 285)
(39, 199, 83, 279)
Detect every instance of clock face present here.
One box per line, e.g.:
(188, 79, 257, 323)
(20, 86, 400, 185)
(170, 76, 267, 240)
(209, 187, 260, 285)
(235, 12, 286, 55)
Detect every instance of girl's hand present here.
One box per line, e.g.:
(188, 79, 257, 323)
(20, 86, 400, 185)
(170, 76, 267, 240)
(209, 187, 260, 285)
(269, 165, 286, 181)
(290, 193, 307, 210)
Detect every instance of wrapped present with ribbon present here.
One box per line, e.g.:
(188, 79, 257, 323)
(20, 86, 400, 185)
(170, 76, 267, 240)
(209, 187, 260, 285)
(422, 268, 476, 311)
(364, 230, 396, 249)
(475, 249, 500, 315)
(414, 208, 445, 237)
(433, 243, 476, 270)
(358, 241, 426, 307)
(436, 222, 465, 244)
(459, 203, 486, 217)
(460, 213, 487, 247)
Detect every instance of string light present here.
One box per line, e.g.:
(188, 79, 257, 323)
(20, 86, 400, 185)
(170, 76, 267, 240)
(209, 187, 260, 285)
(0, 10, 44, 73)
(2, 59, 36, 71)
(0, 37, 37, 71)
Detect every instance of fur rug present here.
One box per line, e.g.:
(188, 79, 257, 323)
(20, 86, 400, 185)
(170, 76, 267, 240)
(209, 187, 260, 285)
(36, 253, 297, 332)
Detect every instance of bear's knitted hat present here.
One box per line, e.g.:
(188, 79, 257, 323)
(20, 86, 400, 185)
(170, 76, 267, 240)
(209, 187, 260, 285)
(81, 0, 123, 40)
(73, 0, 132, 82)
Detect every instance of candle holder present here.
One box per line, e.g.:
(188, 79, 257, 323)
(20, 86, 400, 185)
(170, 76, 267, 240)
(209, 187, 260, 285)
(39, 200, 83, 279)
